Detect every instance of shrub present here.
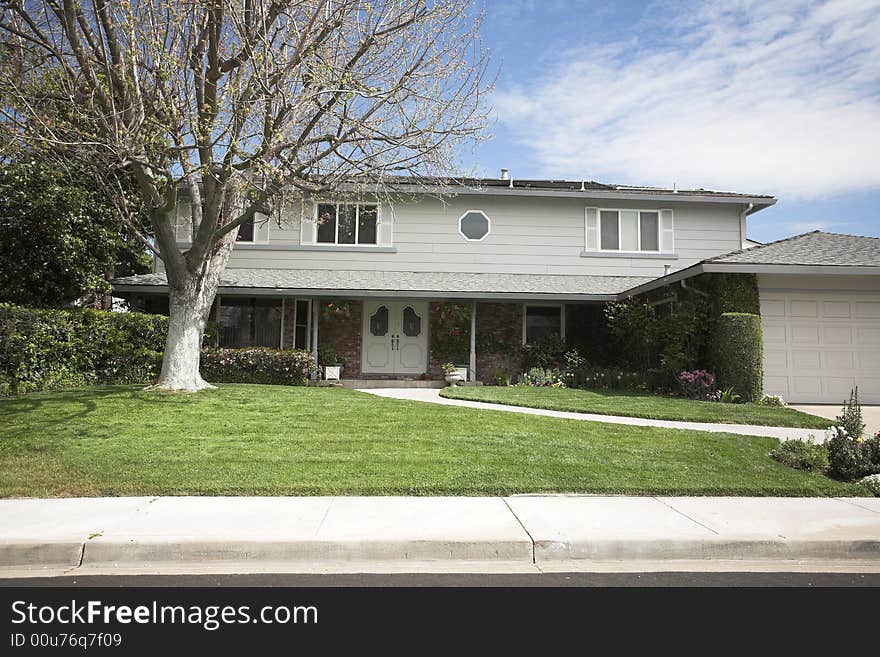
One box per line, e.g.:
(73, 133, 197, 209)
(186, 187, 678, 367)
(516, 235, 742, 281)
(769, 439, 828, 473)
(860, 474, 880, 497)
(519, 367, 566, 387)
(568, 365, 649, 391)
(0, 303, 171, 394)
(758, 394, 787, 407)
(836, 387, 865, 439)
(826, 426, 880, 481)
(317, 343, 338, 366)
(712, 312, 762, 402)
(200, 347, 316, 385)
(676, 370, 716, 400)
(521, 334, 567, 370)
(487, 367, 511, 386)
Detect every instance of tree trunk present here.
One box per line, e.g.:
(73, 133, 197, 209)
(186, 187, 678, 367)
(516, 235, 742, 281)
(148, 281, 216, 391)
(147, 235, 235, 392)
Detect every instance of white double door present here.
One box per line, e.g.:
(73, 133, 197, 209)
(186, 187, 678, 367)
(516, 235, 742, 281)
(362, 300, 428, 375)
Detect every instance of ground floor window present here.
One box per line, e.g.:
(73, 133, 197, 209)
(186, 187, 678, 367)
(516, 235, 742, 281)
(523, 305, 565, 344)
(219, 297, 282, 348)
(293, 299, 312, 351)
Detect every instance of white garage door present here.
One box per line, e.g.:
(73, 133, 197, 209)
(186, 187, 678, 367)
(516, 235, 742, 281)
(760, 287, 880, 404)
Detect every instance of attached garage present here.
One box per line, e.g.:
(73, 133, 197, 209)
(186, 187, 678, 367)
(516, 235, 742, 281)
(623, 231, 880, 404)
(759, 275, 880, 404)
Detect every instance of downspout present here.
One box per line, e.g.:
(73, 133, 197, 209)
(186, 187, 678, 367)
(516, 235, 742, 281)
(739, 203, 754, 249)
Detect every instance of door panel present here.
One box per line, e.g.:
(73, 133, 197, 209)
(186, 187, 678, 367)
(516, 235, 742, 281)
(361, 300, 428, 375)
(760, 287, 880, 403)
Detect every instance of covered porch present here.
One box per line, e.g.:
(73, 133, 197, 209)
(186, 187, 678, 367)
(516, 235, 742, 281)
(112, 268, 653, 383)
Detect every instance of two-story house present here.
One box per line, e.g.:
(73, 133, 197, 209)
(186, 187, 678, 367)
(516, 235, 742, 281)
(112, 174, 880, 403)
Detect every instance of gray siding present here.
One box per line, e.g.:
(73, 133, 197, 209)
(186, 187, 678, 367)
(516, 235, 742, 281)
(163, 193, 747, 277)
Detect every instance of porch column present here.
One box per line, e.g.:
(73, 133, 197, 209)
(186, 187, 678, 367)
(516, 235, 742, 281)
(311, 298, 319, 378)
(469, 301, 476, 382)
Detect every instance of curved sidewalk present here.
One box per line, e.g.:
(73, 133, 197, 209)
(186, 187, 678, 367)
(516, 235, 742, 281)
(359, 388, 827, 441)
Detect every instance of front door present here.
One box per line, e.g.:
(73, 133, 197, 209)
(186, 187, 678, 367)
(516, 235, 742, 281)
(362, 300, 428, 375)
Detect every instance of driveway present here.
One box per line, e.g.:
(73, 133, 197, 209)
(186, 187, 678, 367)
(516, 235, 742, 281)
(791, 405, 880, 438)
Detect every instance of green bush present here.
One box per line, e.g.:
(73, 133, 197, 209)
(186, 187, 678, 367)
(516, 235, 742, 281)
(827, 427, 880, 481)
(836, 387, 865, 439)
(769, 439, 828, 473)
(521, 334, 567, 370)
(712, 312, 763, 402)
(200, 347, 316, 385)
(0, 303, 169, 394)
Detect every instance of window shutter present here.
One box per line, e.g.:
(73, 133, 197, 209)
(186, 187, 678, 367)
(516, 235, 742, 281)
(584, 207, 599, 251)
(660, 209, 674, 252)
(376, 205, 394, 246)
(300, 204, 317, 245)
(254, 212, 269, 243)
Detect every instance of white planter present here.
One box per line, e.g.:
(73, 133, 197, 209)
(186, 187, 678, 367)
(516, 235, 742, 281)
(324, 365, 342, 381)
(445, 372, 463, 386)
(454, 367, 468, 382)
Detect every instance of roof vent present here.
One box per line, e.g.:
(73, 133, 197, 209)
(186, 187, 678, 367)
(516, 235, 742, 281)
(500, 168, 509, 180)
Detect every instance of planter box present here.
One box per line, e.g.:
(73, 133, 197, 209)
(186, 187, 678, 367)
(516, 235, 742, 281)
(324, 365, 342, 381)
(454, 367, 468, 382)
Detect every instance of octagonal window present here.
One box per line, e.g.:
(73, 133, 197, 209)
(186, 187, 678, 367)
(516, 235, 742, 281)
(458, 210, 490, 241)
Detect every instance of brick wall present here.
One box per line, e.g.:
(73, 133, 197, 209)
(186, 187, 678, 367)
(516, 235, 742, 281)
(475, 302, 523, 382)
(428, 301, 523, 381)
(318, 300, 362, 377)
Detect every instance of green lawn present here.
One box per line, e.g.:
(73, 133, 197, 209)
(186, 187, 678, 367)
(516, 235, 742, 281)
(441, 386, 832, 429)
(0, 385, 859, 498)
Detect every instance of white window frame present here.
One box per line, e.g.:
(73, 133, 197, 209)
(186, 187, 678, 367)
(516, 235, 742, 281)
(235, 214, 256, 244)
(598, 209, 662, 253)
(522, 304, 566, 345)
(314, 202, 380, 246)
(457, 209, 491, 242)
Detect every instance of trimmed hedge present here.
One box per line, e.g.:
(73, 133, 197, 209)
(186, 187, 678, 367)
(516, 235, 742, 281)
(712, 312, 763, 402)
(0, 303, 169, 394)
(200, 348, 317, 385)
(0, 304, 315, 395)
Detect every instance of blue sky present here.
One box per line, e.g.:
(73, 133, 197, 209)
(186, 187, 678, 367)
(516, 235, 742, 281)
(462, 0, 880, 243)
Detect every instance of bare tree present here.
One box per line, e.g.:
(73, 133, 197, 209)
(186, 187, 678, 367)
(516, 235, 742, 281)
(0, 0, 490, 390)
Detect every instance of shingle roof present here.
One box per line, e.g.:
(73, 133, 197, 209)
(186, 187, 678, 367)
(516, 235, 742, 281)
(706, 231, 880, 267)
(111, 269, 653, 299)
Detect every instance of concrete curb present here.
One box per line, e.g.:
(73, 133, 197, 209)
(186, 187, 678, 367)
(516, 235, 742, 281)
(0, 540, 84, 569)
(2, 496, 879, 572)
(81, 538, 533, 567)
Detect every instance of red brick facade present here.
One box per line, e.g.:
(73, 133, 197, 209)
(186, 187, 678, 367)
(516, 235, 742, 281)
(474, 302, 523, 382)
(317, 300, 363, 377)
(281, 298, 527, 381)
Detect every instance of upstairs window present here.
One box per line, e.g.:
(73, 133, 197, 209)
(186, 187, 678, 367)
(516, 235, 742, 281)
(316, 203, 378, 245)
(236, 215, 255, 242)
(599, 210, 660, 252)
(458, 210, 491, 241)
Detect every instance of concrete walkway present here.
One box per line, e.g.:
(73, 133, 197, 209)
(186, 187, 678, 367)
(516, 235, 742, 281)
(792, 405, 880, 440)
(1, 496, 878, 575)
(361, 388, 830, 441)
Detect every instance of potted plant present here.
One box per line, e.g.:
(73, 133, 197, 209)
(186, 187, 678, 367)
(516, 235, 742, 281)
(318, 344, 343, 381)
(442, 362, 463, 386)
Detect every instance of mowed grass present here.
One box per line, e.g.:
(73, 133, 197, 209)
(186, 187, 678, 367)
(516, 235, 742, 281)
(0, 385, 861, 498)
(441, 386, 832, 429)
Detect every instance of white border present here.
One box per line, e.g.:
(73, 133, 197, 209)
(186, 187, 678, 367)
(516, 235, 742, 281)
(597, 208, 662, 253)
(457, 209, 491, 242)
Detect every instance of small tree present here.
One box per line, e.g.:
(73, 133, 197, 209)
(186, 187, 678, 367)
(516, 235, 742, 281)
(836, 387, 865, 440)
(0, 1, 490, 390)
(0, 160, 150, 307)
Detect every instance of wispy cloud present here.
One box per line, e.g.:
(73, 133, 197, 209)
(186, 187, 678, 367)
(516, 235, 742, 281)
(493, 0, 880, 199)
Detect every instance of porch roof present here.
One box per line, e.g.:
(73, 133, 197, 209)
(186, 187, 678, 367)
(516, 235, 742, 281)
(111, 268, 654, 302)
